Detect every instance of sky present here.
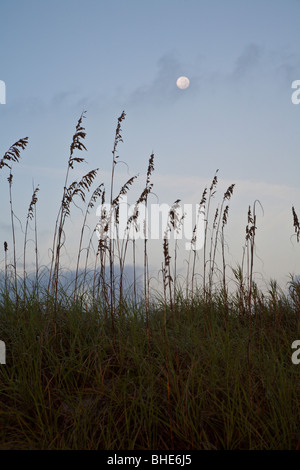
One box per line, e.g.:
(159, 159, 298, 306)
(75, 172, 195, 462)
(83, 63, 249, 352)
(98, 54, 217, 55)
(1, 0, 300, 290)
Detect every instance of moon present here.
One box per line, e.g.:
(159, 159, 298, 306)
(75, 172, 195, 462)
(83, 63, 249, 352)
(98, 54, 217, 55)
(176, 76, 190, 89)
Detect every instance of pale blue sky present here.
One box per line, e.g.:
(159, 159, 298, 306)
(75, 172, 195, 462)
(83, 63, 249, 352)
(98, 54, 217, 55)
(1, 0, 300, 286)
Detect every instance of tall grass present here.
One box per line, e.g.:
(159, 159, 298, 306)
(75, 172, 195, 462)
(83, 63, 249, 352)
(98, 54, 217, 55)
(0, 112, 299, 450)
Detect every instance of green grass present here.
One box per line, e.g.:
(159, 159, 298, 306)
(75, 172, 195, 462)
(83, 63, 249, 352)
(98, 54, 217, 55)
(0, 283, 299, 450)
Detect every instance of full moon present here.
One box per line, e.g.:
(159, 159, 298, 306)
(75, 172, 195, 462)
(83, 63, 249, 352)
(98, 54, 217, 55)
(176, 76, 190, 89)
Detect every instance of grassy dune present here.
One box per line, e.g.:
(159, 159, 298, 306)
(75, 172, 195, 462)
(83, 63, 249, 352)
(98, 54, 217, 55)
(0, 113, 299, 449)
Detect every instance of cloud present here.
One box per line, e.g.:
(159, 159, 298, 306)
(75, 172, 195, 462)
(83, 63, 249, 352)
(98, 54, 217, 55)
(232, 44, 263, 80)
(230, 44, 300, 88)
(128, 51, 195, 107)
(274, 52, 300, 85)
(151, 171, 300, 209)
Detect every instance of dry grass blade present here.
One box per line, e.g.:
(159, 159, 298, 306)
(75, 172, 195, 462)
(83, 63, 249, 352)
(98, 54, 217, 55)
(27, 186, 40, 220)
(0, 137, 29, 170)
(112, 175, 138, 210)
(112, 110, 126, 162)
(69, 111, 87, 163)
(292, 206, 300, 243)
(23, 185, 40, 300)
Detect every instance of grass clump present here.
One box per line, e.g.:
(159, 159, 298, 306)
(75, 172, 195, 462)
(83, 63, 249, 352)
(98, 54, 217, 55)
(0, 288, 299, 450)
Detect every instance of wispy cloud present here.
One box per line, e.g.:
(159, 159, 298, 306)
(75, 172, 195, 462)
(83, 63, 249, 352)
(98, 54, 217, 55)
(231, 43, 263, 80)
(128, 51, 196, 107)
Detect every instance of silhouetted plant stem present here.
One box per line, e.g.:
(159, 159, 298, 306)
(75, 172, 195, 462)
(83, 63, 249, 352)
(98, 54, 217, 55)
(24, 185, 39, 302)
(8, 172, 18, 304)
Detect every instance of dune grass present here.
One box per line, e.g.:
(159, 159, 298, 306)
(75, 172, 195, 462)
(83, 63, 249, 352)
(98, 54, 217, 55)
(0, 112, 299, 449)
(0, 285, 299, 450)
